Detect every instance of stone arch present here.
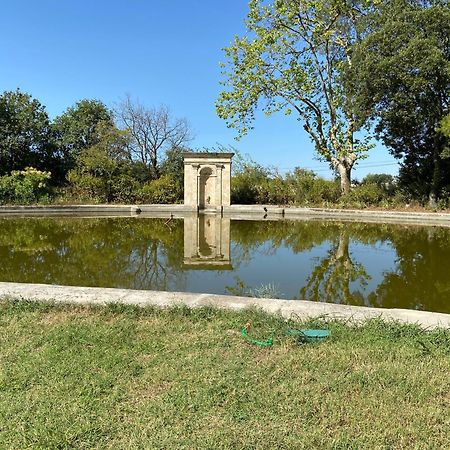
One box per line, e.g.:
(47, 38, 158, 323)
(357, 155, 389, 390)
(183, 152, 234, 209)
(199, 166, 216, 209)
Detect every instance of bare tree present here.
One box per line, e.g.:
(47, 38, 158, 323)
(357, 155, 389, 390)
(115, 95, 192, 177)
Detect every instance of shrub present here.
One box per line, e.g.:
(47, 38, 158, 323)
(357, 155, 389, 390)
(286, 169, 341, 205)
(138, 175, 182, 204)
(0, 167, 51, 204)
(67, 147, 119, 202)
(362, 173, 396, 195)
(339, 183, 390, 207)
(259, 177, 295, 205)
(231, 162, 271, 204)
(110, 173, 141, 204)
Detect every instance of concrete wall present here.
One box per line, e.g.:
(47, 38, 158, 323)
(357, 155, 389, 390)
(1, 282, 450, 329)
(0, 204, 449, 227)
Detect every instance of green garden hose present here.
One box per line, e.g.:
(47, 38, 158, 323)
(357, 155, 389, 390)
(241, 323, 329, 346)
(241, 325, 273, 347)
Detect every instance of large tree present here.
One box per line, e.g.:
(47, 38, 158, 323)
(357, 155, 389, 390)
(53, 99, 116, 174)
(217, 0, 374, 194)
(347, 0, 450, 205)
(0, 89, 56, 176)
(115, 95, 192, 178)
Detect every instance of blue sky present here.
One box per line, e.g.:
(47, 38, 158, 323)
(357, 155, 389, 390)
(0, 0, 398, 180)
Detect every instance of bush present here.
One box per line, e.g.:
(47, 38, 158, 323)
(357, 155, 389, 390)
(138, 175, 182, 204)
(231, 165, 269, 204)
(339, 183, 390, 208)
(362, 173, 396, 195)
(259, 177, 295, 205)
(0, 167, 52, 204)
(232, 165, 342, 206)
(286, 169, 341, 205)
(110, 173, 141, 204)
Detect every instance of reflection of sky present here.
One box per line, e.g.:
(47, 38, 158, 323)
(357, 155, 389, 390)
(179, 238, 398, 302)
(349, 240, 397, 302)
(2, 217, 448, 312)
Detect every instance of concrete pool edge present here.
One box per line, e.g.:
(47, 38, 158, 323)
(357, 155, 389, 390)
(0, 204, 449, 226)
(1, 282, 449, 330)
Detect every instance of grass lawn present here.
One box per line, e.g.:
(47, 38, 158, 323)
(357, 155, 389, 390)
(0, 300, 449, 449)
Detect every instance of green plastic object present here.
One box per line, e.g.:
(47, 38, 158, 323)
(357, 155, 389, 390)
(241, 326, 273, 347)
(287, 328, 330, 343)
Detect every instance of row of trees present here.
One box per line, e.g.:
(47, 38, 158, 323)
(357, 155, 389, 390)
(217, 0, 450, 205)
(0, 87, 402, 208)
(1, 0, 448, 206)
(0, 90, 192, 201)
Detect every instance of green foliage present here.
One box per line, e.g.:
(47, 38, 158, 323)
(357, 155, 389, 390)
(0, 167, 52, 205)
(340, 182, 390, 207)
(362, 173, 394, 187)
(347, 0, 450, 204)
(286, 168, 341, 205)
(159, 145, 186, 195)
(53, 99, 116, 175)
(67, 123, 134, 203)
(231, 162, 271, 204)
(258, 176, 294, 205)
(438, 114, 450, 159)
(138, 174, 183, 204)
(0, 89, 56, 177)
(217, 0, 375, 194)
(232, 163, 341, 206)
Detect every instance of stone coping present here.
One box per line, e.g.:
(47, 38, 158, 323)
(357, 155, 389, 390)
(182, 152, 235, 158)
(0, 204, 449, 226)
(1, 282, 449, 330)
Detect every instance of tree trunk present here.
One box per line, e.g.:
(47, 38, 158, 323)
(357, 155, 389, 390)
(336, 163, 352, 195)
(151, 157, 159, 179)
(428, 135, 442, 208)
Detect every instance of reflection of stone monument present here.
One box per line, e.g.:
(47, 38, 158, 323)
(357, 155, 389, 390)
(183, 152, 234, 211)
(183, 215, 232, 270)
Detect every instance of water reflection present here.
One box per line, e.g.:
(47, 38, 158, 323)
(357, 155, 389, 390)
(183, 215, 232, 270)
(0, 216, 448, 313)
(300, 227, 371, 306)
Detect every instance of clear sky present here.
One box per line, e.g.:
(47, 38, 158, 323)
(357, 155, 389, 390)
(0, 0, 398, 180)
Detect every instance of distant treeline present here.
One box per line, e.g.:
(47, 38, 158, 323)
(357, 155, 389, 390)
(0, 89, 448, 209)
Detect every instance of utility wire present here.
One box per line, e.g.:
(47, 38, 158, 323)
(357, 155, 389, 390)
(276, 161, 398, 173)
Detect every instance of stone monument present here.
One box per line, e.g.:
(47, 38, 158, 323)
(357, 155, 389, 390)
(183, 152, 234, 211)
(183, 215, 232, 270)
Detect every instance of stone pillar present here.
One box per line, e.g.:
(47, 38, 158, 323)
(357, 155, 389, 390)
(215, 164, 223, 208)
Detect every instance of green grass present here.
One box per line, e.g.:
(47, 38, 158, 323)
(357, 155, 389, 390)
(1, 300, 450, 449)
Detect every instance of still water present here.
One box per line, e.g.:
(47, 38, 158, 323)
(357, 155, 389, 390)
(0, 216, 449, 313)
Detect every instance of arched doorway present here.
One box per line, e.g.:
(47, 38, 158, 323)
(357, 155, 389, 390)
(199, 167, 215, 209)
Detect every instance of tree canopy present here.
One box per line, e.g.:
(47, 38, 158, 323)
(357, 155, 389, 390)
(0, 89, 55, 176)
(115, 95, 192, 179)
(53, 99, 116, 174)
(217, 0, 376, 194)
(347, 0, 450, 204)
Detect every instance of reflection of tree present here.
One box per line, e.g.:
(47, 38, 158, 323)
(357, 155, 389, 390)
(0, 217, 185, 291)
(299, 227, 371, 305)
(368, 226, 450, 313)
(1, 216, 449, 313)
(230, 219, 344, 269)
(230, 219, 450, 312)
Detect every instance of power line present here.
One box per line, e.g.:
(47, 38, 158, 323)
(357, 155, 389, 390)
(277, 162, 398, 173)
